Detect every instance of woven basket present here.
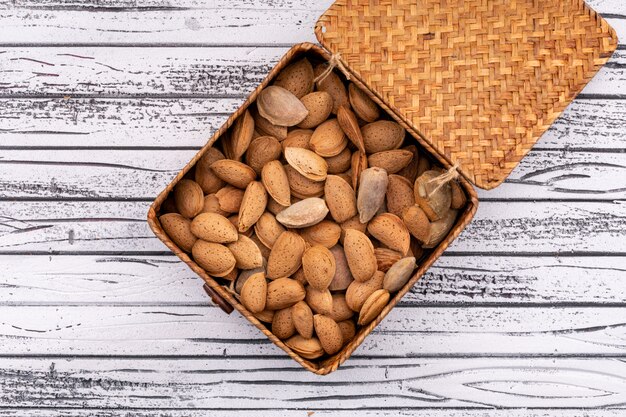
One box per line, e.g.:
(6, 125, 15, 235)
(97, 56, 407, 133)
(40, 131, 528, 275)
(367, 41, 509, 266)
(147, 0, 617, 375)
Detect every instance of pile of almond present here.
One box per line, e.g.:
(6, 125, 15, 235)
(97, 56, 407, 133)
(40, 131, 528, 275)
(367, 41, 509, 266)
(159, 56, 466, 360)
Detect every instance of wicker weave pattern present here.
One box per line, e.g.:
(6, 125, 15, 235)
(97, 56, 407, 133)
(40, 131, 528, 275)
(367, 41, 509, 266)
(315, 0, 617, 189)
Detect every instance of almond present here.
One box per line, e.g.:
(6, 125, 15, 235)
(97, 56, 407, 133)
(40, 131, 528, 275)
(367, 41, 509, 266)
(274, 57, 314, 99)
(314, 64, 348, 113)
(350, 151, 368, 190)
(201, 194, 228, 216)
(228, 234, 264, 270)
(402, 205, 431, 244)
(324, 175, 358, 223)
(348, 83, 380, 122)
(190, 212, 238, 243)
(254, 212, 285, 249)
(252, 107, 288, 140)
(257, 85, 308, 127)
(192, 240, 236, 278)
(292, 267, 307, 285)
(291, 300, 314, 338)
(339, 215, 368, 244)
(240, 271, 267, 313)
(328, 245, 353, 291)
(159, 213, 197, 252)
(285, 165, 325, 199)
(329, 294, 354, 322)
(337, 105, 366, 153)
(305, 286, 333, 315)
(194, 147, 225, 194)
(313, 315, 343, 355)
(397, 145, 420, 183)
(343, 229, 377, 282)
(266, 277, 306, 310)
(238, 181, 268, 232)
(235, 266, 265, 294)
(284, 147, 328, 182)
(285, 335, 324, 360)
(215, 186, 244, 213)
(368, 150, 413, 174)
(210, 160, 257, 190)
(282, 129, 312, 151)
(300, 220, 341, 249)
(357, 167, 389, 223)
(367, 213, 411, 255)
(345, 270, 384, 312)
(337, 320, 356, 345)
(423, 209, 458, 249)
(272, 307, 295, 339)
(414, 170, 452, 221)
(302, 245, 336, 290)
(374, 248, 403, 272)
(383, 257, 417, 293)
(275, 197, 329, 229)
(228, 214, 252, 238)
(245, 136, 282, 175)
(254, 309, 275, 323)
(298, 91, 333, 129)
(249, 234, 271, 260)
(358, 289, 390, 326)
(223, 267, 239, 282)
(261, 160, 291, 207)
(228, 109, 255, 161)
(309, 119, 348, 157)
(267, 195, 289, 215)
(450, 181, 467, 210)
(174, 179, 204, 218)
(266, 231, 306, 279)
(325, 146, 352, 174)
(362, 120, 405, 153)
(386, 174, 416, 218)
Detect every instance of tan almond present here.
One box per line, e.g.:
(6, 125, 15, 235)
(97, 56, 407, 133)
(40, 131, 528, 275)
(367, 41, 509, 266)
(302, 245, 336, 290)
(285, 335, 324, 360)
(291, 300, 314, 339)
(345, 270, 384, 312)
(210, 160, 257, 190)
(350, 151, 368, 190)
(313, 315, 343, 355)
(272, 307, 295, 339)
(261, 160, 291, 207)
(249, 234, 271, 260)
(325, 146, 352, 174)
(253, 309, 275, 323)
(266, 278, 306, 310)
(328, 245, 353, 291)
(238, 181, 268, 233)
(252, 107, 288, 140)
(201, 194, 229, 216)
(358, 289, 390, 326)
(348, 83, 380, 122)
(222, 267, 239, 282)
(228, 109, 255, 160)
(343, 229, 377, 282)
(215, 186, 244, 213)
(374, 248, 403, 273)
(274, 57, 314, 99)
(257, 85, 308, 127)
(362, 120, 405, 153)
(367, 213, 411, 255)
(194, 147, 225, 194)
(337, 105, 366, 153)
(324, 175, 358, 223)
(337, 171, 353, 186)
(386, 174, 416, 218)
(339, 215, 368, 244)
(368, 150, 413, 174)
(402, 205, 431, 244)
(159, 213, 197, 252)
(245, 135, 282, 175)
(292, 267, 307, 285)
(397, 145, 420, 183)
(227, 214, 252, 238)
(423, 209, 458, 249)
(298, 91, 333, 129)
(284, 147, 328, 182)
(228, 234, 264, 270)
(309, 118, 348, 158)
(282, 129, 312, 151)
(190, 212, 238, 243)
(174, 179, 204, 218)
(240, 271, 267, 313)
(414, 170, 452, 221)
(254, 212, 285, 249)
(275, 197, 329, 228)
(266, 195, 289, 215)
(285, 165, 325, 199)
(329, 294, 354, 322)
(337, 320, 356, 345)
(192, 240, 236, 278)
(450, 181, 467, 210)
(305, 286, 333, 315)
(235, 266, 265, 294)
(266, 231, 306, 279)
(357, 167, 389, 223)
(383, 257, 417, 293)
(314, 64, 348, 113)
(300, 220, 341, 249)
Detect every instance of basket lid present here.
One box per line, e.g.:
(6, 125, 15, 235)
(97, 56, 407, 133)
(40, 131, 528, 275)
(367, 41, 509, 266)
(315, 0, 617, 189)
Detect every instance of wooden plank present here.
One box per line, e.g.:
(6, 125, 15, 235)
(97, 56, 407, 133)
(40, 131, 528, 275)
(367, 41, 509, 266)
(2, 200, 626, 254)
(0, 357, 626, 409)
(0, 47, 624, 97)
(1, 98, 625, 150)
(1, 149, 626, 199)
(2, 255, 626, 305)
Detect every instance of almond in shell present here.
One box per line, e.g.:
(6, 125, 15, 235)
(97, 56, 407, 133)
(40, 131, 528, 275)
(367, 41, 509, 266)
(235, 266, 265, 294)
(291, 300, 314, 339)
(284, 147, 328, 182)
(261, 160, 291, 207)
(245, 136, 282, 175)
(345, 270, 384, 312)
(314, 64, 348, 113)
(324, 175, 358, 223)
(357, 167, 389, 223)
(339, 215, 368, 244)
(343, 229, 377, 282)
(305, 286, 333, 315)
(192, 240, 236, 278)
(249, 234, 271, 260)
(302, 245, 336, 290)
(397, 145, 420, 183)
(329, 294, 354, 322)
(313, 315, 343, 355)
(300, 220, 341, 249)
(285, 165, 325, 199)
(210, 160, 257, 190)
(298, 91, 333, 129)
(159, 213, 197, 252)
(238, 181, 268, 232)
(201, 194, 228, 216)
(266, 277, 306, 310)
(275, 197, 329, 228)
(348, 83, 380, 122)
(386, 174, 416, 218)
(267, 195, 289, 215)
(368, 149, 413, 174)
(190, 212, 238, 243)
(272, 307, 295, 339)
(414, 170, 452, 221)
(254, 212, 285, 249)
(423, 209, 458, 249)
(228, 234, 264, 270)
(367, 213, 411, 255)
(358, 289, 390, 326)
(257, 85, 308, 127)
(325, 146, 352, 174)
(383, 257, 417, 293)
(374, 248, 403, 272)
(252, 108, 288, 140)
(274, 57, 314, 99)
(361, 120, 405, 153)
(174, 179, 204, 218)
(215, 186, 244, 213)
(402, 205, 431, 244)
(337, 105, 366, 153)
(282, 129, 312, 151)
(328, 245, 353, 291)
(266, 231, 306, 279)
(228, 109, 255, 161)
(240, 271, 267, 313)
(309, 119, 348, 157)
(285, 335, 324, 360)
(337, 320, 356, 345)
(194, 147, 225, 194)
(292, 267, 307, 285)
(350, 151, 368, 190)
(254, 309, 275, 323)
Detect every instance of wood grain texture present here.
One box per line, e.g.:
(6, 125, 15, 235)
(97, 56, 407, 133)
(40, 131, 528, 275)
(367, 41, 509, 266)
(1, 412, 624, 417)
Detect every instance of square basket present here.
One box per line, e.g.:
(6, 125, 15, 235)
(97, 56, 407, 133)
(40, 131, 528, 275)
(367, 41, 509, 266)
(148, 0, 617, 374)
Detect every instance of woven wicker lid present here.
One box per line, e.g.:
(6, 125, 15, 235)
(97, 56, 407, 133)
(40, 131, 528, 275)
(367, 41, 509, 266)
(315, 0, 617, 189)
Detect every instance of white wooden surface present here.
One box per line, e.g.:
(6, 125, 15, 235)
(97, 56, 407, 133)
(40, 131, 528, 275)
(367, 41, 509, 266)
(1, 1, 625, 415)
